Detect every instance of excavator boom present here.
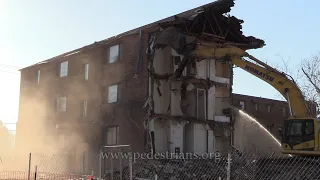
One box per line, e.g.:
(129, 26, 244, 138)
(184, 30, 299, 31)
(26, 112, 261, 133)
(190, 43, 312, 118)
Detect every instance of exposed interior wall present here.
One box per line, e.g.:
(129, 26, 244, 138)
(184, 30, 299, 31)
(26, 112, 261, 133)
(152, 119, 169, 152)
(184, 123, 194, 153)
(169, 120, 185, 153)
(149, 29, 233, 154)
(215, 87, 231, 122)
(184, 123, 215, 154)
(170, 80, 183, 116)
(153, 47, 172, 115)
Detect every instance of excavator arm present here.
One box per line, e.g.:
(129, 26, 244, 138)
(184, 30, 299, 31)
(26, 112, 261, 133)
(189, 43, 312, 119)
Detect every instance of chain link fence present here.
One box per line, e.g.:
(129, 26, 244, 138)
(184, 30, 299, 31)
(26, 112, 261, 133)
(100, 146, 320, 180)
(2, 147, 320, 179)
(0, 151, 99, 180)
(100, 145, 132, 180)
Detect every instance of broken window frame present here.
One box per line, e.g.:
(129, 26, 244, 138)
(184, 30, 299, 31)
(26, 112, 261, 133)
(196, 88, 206, 120)
(108, 44, 120, 63)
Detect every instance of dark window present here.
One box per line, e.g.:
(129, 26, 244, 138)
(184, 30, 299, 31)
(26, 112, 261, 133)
(288, 122, 302, 136)
(305, 121, 314, 135)
(267, 105, 271, 112)
(174, 56, 181, 65)
(197, 89, 206, 119)
(282, 107, 287, 117)
(254, 103, 259, 111)
(239, 101, 245, 110)
(106, 126, 119, 145)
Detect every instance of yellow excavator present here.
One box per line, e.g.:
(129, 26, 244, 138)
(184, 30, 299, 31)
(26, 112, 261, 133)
(153, 30, 318, 156)
(188, 42, 319, 156)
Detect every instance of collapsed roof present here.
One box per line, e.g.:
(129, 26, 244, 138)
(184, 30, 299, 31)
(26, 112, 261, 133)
(21, 0, 264, 70)
(157, 0, 265, 49)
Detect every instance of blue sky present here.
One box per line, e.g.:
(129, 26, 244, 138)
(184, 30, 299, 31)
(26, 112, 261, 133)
(1, 0, 319, 131)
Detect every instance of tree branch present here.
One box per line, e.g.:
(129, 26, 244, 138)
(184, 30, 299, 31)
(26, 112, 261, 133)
(302, 68, 320, 94)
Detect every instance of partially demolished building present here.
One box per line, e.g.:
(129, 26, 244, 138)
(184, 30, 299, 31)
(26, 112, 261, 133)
(16, 0, 265, 165)
(145, 0, 264, 154)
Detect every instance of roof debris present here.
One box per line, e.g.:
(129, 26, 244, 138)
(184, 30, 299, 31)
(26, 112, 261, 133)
(157, 0, 265, 49)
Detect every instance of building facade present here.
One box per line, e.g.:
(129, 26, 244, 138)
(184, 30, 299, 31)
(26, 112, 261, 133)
(16, 28, 150, 155)
(16, 1, 306, 173)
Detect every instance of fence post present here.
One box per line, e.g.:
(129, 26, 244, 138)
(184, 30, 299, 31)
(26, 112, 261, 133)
(27, 153, 31, 180)
(34, 165, 37, 180)
(129, 147, 133, 180)
(110, 157, 114, 180)
(99, 149, 102, 179)
(227, 153, 231, 180)
(119, 153, 122, 180)
(82, 151, 86, 174)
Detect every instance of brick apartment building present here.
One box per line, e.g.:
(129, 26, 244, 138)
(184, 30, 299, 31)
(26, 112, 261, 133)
(15, 0, 316, 170)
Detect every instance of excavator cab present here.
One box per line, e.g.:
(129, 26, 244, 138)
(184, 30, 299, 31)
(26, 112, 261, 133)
(282, 118, 320, 156)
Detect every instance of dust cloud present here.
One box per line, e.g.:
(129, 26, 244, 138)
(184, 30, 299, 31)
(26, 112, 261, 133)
(0, 95, 85, 173)
(232, 107, 286, 157)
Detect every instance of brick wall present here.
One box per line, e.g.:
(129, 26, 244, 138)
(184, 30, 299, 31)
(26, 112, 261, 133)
(99, 31, 151, 152)
(16, 27, 160, 153)
(16, 46, 105, 153)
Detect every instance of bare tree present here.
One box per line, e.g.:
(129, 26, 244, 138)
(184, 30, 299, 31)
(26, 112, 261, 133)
(269, 53, 320, 117)
(270, 54, 302, 101)
(300, 54, 320, 116)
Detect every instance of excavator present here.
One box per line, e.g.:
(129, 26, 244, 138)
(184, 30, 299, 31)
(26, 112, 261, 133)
(153, 31, 319, 157)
